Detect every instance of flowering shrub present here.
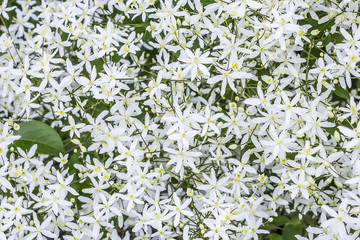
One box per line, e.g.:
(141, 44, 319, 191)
(1, 0, 360, 239)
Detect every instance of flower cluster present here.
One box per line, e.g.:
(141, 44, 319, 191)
(0, 0, 360, 239)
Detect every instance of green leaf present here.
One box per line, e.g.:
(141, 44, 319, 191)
(331, 33, 344, 44)
(334, 85, 350, 99)
(282, 224, 303, 240)
(323, 34, 332, 46)
(267, 233, 283, 240)
(323, 33, 344, 46)
(306, 17, 318, 27)
(68, 154, 80, 174)
(318, 19, 335, 32)
(272, 216, 290, 226)
(14, 121, 65, 155)
(174, 51, 181, 58)
(171, 177, 179, 184)
(325, 127, 336, 135)
(264, 216, 290, 231)
(91, 59, 104, 71)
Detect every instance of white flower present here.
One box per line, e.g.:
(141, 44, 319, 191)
(24, 215, 56, 240)
(0, 0, 15, 19)
(321, 200, 357, 238)
(178, 48, 213, 80)
(62, 116, 85, 138)
(166, 193, 193, 227)
(260, 125, 296, 161)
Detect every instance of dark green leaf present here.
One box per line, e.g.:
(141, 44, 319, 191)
(69, 154, 80, 174)
(71, 180, 91, 192)
(323, 34, 331, 46)
(307, 18, 318, 27)
(331, 33, 344, 44)
(14, 121, 65, 155)
(91, 59, 104, 71)
(174, 51, 181, 58)
(334, 85, 350, 99)
(319, 19, 335, 31)
(282, 224, 303, 240)
(323, 33, 344, 46)
(272, 216, 290, 226)
(325, 127, 336, 135)
(171, 177, 179, 184)
(267, 233, 283, 240)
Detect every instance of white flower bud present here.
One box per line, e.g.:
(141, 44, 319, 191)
(296, 132, 304, 138)
(326, 177, 333, 184)
(311, 30, 320, 35)
(80, 145, 87, 152)
(307, 176, 315, 185)
(352, 207, 360, 215)
(282, 174, 289, 179)
(334, 180, 343, 189)
(285, 39, 291, 48)
(229, 144, 238, 150)
(192, 168, 200, 174)
(71, 139, 80, 145)
(185, 14, 191, 24)
(351, 89, 357, 96)
(334, 130, 341, 142)
(327, 111, 334, 118)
